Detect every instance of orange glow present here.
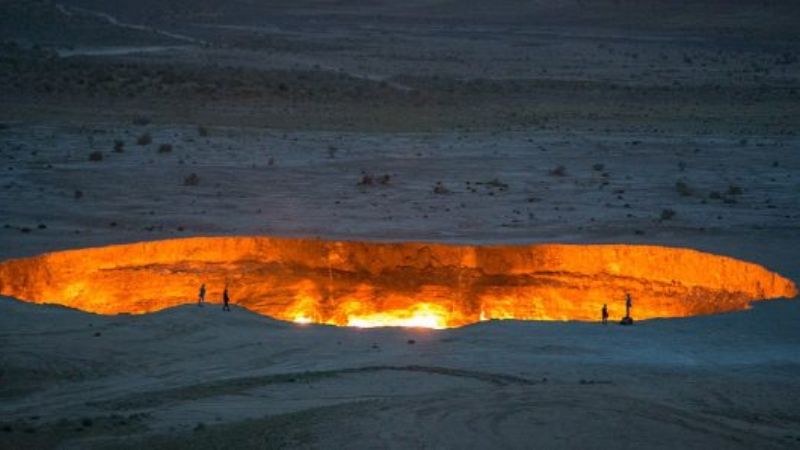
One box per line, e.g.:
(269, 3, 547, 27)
(344, 303, 450, 329)
(0, 237, 795, 328)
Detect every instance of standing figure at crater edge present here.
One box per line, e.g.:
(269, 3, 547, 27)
(198, 284, 206, 307)
(602, 304, 608, 325)
(625, 293, 632, 319)
(222, 286, 231, 311)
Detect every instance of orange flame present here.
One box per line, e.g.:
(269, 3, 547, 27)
(343, 303, 450, 329)
(0, 237, 795, 328)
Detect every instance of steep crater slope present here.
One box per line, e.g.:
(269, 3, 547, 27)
(0, 237, 795, 328)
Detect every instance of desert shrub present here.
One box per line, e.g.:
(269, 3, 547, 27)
(675, 180, 691, 196)
(592, 163, 604, 171)
(197, 126, 208, 137)
(709, 191, 722, 199)
(549, 165, 567, 177)
(88, 151, 103, 161)
(358, 171, 391, 186)
(113, 140, 124, 152)
(433, 181, 450, 194)
(727, 184, 743, 196)
(183, 173, 200, 186)
(132, 116, 150, 126)
(137, 133, 152, 145)
(357, 173, 374, 186)
(158, 144, 173, 153)
(660, 209, 676, 220)
(486, 178, 509, 189)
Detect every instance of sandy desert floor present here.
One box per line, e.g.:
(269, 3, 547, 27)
(1, 0, 799, 448)
(1, 298, 800, 449)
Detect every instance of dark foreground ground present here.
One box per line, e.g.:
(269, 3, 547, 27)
(1, 297, 799, 449)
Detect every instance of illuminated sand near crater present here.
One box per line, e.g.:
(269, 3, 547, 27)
(0, 237, 795, 328)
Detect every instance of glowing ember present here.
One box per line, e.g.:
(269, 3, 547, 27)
(0, 237, 795, 328)
(345, 303, 450, 329)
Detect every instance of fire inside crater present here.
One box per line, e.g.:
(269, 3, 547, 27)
(0, 237, 795, 328)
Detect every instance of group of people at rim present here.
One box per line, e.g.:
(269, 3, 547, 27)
(197, 284, 636, 325)
(603, 293, 635, 325)
(196, 283, 230, 311)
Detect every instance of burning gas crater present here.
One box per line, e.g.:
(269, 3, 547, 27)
(0, 237, 796, 328)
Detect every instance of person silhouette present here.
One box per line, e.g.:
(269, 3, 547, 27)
(625, 293, 632, 318)
(222, 286, 231, 311)
(198, 284, 206, 306)
(620, 293, 634, 325)
(601, 303, 608, 325)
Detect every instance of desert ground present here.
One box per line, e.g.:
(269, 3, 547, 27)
(1, 297, 800, 449)
(1, 0, 799, 448)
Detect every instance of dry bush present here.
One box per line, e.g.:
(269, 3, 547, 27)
(183, 173, 200, 186)
(88, 151, 103, 161)
(357, 172, 374, 186)
(485, 178, 509, 190)
(433, 181, 450, 194)
(727, 184, 743, 196)
(158, 144, 173, 153)
(675, 180, 692, 196)
(137, 133, 152, 146)
(358, 172, 391, 186)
